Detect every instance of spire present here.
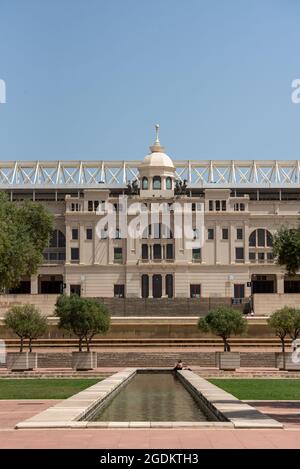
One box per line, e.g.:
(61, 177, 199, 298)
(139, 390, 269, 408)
(150, 124, 165, 153)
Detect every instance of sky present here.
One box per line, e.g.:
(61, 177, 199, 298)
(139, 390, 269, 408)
(0, 0, 300, 162)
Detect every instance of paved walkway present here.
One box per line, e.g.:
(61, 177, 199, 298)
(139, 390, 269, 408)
(0, 400, 300, 448)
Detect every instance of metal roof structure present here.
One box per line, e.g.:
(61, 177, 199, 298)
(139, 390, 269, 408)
(1, 159, 300, 189)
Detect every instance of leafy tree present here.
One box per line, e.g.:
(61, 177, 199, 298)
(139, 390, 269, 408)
(0, 193, 54, 291)
(289, 308, 300, 341)
(55, 295, 111, 351)
(267, 307, 294, 369)
(4, 304, 48, 352)
(198, 307, 247, 352)
(272, 225, 300, 275)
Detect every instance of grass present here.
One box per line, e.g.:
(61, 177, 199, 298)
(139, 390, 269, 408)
(209, 379, 300, 400)
(0, 378, 101, 399)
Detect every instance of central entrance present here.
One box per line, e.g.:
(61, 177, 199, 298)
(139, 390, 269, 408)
(152, 274, 162, 298)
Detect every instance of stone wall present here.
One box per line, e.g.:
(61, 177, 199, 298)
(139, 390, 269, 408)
(2, 351, 278, 368)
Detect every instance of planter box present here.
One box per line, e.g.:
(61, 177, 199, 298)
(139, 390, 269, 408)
(276, 352, 300, 371)
(6, 352, 37, 371)
(215, 352, 240, 370)
(72, 352, 97, 370)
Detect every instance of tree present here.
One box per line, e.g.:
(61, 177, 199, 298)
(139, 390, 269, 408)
(0, 193, 54, 291)
(55, 295, 111, 351)
(4, 304, 48, 352)
(272, 225, 300, 275)
(198, 307, 247, 352)
(267, 307, 294, 369)
(289, 308, 300, 341)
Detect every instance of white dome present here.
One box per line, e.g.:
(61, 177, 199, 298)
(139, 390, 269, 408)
(142, 152, 174, 168)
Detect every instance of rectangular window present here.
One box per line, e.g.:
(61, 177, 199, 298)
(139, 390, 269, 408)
(222, 228, 229, 240)
(142, 244, 148, 260)
(114, 284, 125, 298)
(72, 228, 78, 240)
(70, 285, 81, 296)
(166, 244, 173, 260)
(192, 248, 201, 261)
(88, 201, 93, 212)
(215, 200, 220, 211)
(208, 228, 214, 240)
(190, 284, 201, 298)
(236, 228, 243, 240)
(209, 200, 214, 211)
(114, 247, 122, 262)
(258, 252, 265, 262)
(234, 284, 245, 299)
(153, 244, 162, 260)
(222, 200, 226, 211)
(235, 247, 244, 261)
(192, 203, 196, 212)
(165, 274, 173, 298)
(86, 228, 93, 240)
(249, 252, 256, 262)
(267, 252, 274, 261)
(71, 203, 81, 212)
(71, 248, 79, 262)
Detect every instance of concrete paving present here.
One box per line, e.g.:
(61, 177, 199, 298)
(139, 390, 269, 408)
(1, 400, 300, 448)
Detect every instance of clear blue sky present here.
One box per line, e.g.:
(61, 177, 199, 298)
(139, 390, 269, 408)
(0, 0, 300, 162)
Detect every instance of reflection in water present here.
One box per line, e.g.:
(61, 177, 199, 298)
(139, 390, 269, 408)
(93, 373, 211, 421)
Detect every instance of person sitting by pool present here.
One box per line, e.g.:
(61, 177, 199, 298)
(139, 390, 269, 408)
(173, 359, 192, 371)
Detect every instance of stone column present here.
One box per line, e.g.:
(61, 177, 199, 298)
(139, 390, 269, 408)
(148, 274, 153, 298)
(30, 275, 38, 294)
(277, 274, 285, 294)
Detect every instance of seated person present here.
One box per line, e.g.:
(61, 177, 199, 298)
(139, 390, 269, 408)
(173, 359, 192, 371)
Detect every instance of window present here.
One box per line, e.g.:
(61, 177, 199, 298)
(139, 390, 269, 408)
(192, 248, 201, 261)
(190, 284, 201, 298)
(142, 177, 148, 190)
(153, 244, 162, 260)
(153, 176, 161, 190)
(114, 284, 125, 298)
(71, 248, 79, 262)
(249, 229, 273, 248)
(249, 252, 256, 262)
(166, 244, 173, 260)
(71, 203, 81, 212)
(86, 228, 93, 240)
(267, 252, 274, 262)
(165, 274, 173, 298)
(222, 228, 229, 240)
(222, 200, 226, 211)
(209, 200, 214, 211)
(234, 203, 245, 211)
(258, 252, 265, 262)
(208, 228, 214, 240)
(234, 284, 245, 298)
(49, 230, 66, 248)
(70, 285, 81, 296)
(166, 177, 172, 190)
(235, 247, 244, 261)
(141, 274, 149, 298)
(72, 228, 78, 240)
(88, 201, 93, 212)
(192, 203, 196, 212)
(215, 200, 220, 211)
(142, 244, 148, 260)
(236, 228, 243, 240)
(114, 247, 123, 262)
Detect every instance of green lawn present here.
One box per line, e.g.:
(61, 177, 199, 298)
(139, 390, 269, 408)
(0, 378, 101, 399)
(209, 379, 300, 400)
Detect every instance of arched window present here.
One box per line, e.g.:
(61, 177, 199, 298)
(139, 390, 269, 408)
(166, 177, 172, 190)
(249, 229, 273, 248)
(142, 177, 148, 190)
(153, 176, 161, 190)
